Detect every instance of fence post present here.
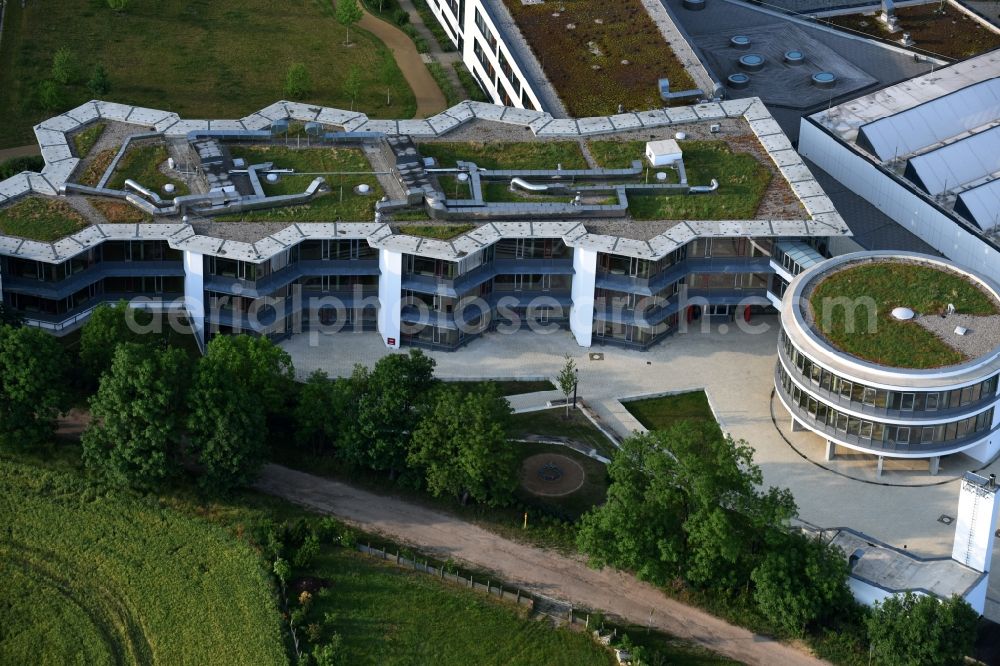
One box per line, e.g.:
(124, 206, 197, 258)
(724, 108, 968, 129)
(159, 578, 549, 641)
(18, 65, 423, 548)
(396, 550, 400, 565)
(517, 589, 521, 604)
(487, 580, 490, 594)
(499, 587, 503, 600)
(586, 613, 590, 629)
(568, 605, 573, 623)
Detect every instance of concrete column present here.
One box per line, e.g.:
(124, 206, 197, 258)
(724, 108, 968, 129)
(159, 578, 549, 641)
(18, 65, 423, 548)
(377, 249, 402, 349)
(569, 247, 597, 347)
(876, 455, 884, 478)
(182, 250, 206, 350)
(929, 456, 941, 476)
(790, 417, 806, 432)
(825, 440, 837, 461)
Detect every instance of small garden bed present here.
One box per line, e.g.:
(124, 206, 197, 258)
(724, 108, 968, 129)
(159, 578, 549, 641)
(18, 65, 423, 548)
(503, 0, 696, 116)
(418, 141, 587, 170)
(88, 198, 151, 224)
(77, 148, 117, 187)
(809, 262, 998, 368)
(623, 390, 716, 432)
(826, 6, 1000, 60)
(0, 197, 89, 241)
(106, 143, 189, 196)
(218, 146, 382, 222)
(71, 122, 106, 158)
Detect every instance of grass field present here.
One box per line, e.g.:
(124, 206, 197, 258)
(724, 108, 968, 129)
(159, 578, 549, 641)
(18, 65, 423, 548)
(0, 0, 416, 149)
(809, 262, 997, 368)
(418, 141, 588, 170)
(503, 0, 695, 117)
(624, 390, 717, 431)
(0, 459, 286, 665)
(105, 143, 190, 195)
(510, 407, 618, 459)
(514, 441, 608, 520)
(218, 145, 383, 222)
(0, 197, 89, 241)
(589, 140, 772, 220)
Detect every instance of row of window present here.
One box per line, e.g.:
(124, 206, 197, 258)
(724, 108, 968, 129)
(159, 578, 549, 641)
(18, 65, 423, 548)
(3, 241, 181, 283)
(781, 332, 999, 413)
(5, 275, 183, 316)
(779, 365, 995, 449)
(596, 238, 773, 280)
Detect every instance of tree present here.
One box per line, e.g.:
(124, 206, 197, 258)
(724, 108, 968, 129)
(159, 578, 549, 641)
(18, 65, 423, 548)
(343, 65, 362, 111)
(866, 592, 978, 666)
(79, 301, 154, 389)
(340, 350, 436, 479)
(88, 64, 111, 96)
(409, 384, 516, 506)
(82, 344, 191, 489)
(336, 0, 363, 46)
(379, 55, 396, 106)
(556, 355, 577, 418)
(107, 0, 130, 11)
(295, 370, 358, 454)
(51, 47, 77, 85)
(750, 531, 853, 636)
(38, 80, 65, 112)
(285, 63, 312, 100)
(576, 422, 796, 588)
(187, 335, 294, 493)
(0, 325, 67, 449)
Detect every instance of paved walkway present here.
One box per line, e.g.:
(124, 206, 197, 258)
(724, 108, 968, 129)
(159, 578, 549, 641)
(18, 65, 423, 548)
(280, 318, 1000, 622)
(0, 144, 41, 162)
(255, 464, 826, 666)
(396, 0, 468, 98)
(357, 8, 447, 118)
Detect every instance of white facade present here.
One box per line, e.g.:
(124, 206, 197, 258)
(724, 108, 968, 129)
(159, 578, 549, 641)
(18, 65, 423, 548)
(377, 249, 403, 349)
(183, 250, 205, 347)
(569, 247, 597, 347)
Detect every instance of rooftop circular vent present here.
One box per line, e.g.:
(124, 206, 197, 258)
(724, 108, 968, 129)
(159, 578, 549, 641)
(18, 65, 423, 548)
(784, 50, 805, 65)
(812, 71, 837, 88)
(738, 54, 765, 72)
(727, 72, 751, 89)
(891, 307, 915, 321)
(730, 35, 751, 49)
(682, 0, 706, 9)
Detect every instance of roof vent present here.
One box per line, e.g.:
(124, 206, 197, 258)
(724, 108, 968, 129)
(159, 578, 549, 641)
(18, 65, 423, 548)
(738, 54, 765, 72)
(891, 307, 914, 320)
(730, 35, 751, 49)
(955, 326, 969, 336)
(784, 50, 805, 65)
(727, 73, 751, 89)
(812, 71, 837, 89)
(682, 0, 706, 9)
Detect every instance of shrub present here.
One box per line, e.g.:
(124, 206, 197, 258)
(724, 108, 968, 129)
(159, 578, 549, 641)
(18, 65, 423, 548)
(0, 156, 44, 179)
(51, 47, 77, 85)
(294, 533, 321, 569)
(285, 63, 312, 99)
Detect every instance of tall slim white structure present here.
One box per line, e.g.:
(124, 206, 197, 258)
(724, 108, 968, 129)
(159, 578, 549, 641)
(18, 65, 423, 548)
(952, 471, 1000, 573)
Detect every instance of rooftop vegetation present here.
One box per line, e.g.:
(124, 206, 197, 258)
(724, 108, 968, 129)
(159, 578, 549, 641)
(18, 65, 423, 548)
(809, 262, 998, 368)
(0, 0, 416, 148)
(88, 198, 151, 224)
(418, 141, 588, 170)
(826, 6, 1000, 60)
(0, 197, 89, 241)
(76, 147, 117, 187)
(396, 224, 475, 240)
(590, 140, 771, 220)
(503, 0, 696, 117)
(219, 145, 383, 222)
(71, 122, 106, 158)
(106, 143, 190, 196)
(623, 390, 717, 432)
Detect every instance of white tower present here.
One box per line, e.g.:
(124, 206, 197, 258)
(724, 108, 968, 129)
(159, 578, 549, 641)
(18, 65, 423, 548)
(952, 472, 1000, 573)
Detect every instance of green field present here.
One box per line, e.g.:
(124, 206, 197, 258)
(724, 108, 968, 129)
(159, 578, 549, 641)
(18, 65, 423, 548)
(0, 0, 416, 148)
(810, 262, 997, 368)
(219, 145, 383, 222)
(0, 459, 286, 665)
(589, 140, 772, 220)
(623, 390, 717, 431)
(510, 407, 618, 459)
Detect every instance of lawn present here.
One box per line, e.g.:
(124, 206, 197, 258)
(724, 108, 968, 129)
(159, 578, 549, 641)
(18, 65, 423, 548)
(510, 407, 618, 459)
(449, 379, 557, 396)
(418, 141, 588, 170)
(218, 145, 383, 222)
(106, 143, 190, 196)
(826, 6, 1000, 60)
(0, 0, 416, 149)
(88, 198, 152, 223)
(590, 140, 771, 220)
(71, 122, 106, 158)
(0, 197, 89, 241)
(0, 459, 286, 665)
(503, 0, 696, 117)
(624, 390, 717, 431)
(513, 441, 608, 520)
(809, 262, 997, 368)
(397, 223, 475, 239)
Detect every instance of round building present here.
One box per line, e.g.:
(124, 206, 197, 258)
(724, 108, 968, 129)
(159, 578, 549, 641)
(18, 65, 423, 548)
(775, 251, 1000, 475)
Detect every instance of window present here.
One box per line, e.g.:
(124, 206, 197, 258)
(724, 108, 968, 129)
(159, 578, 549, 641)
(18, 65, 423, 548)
(862, 387, 876, 406)
(925, 392, 939, 411)
(900, 393, 915, 411)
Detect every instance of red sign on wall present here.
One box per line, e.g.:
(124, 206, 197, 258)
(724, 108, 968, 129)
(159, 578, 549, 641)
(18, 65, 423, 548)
(387, 337, 396, 346)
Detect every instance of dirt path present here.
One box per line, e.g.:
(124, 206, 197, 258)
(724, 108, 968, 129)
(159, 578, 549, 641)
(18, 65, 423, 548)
(0, 144, 41, 162)
(357, 10, 447, 118)
(255, 464, 827, 666)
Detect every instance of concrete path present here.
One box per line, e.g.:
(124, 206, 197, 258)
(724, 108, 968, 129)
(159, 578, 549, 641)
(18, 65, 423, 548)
(256, 463, 826, 666)
(357, 9, 447, 118)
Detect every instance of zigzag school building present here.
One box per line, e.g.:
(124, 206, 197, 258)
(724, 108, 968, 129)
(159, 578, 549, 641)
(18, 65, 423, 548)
(0, 98, 851, 351)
